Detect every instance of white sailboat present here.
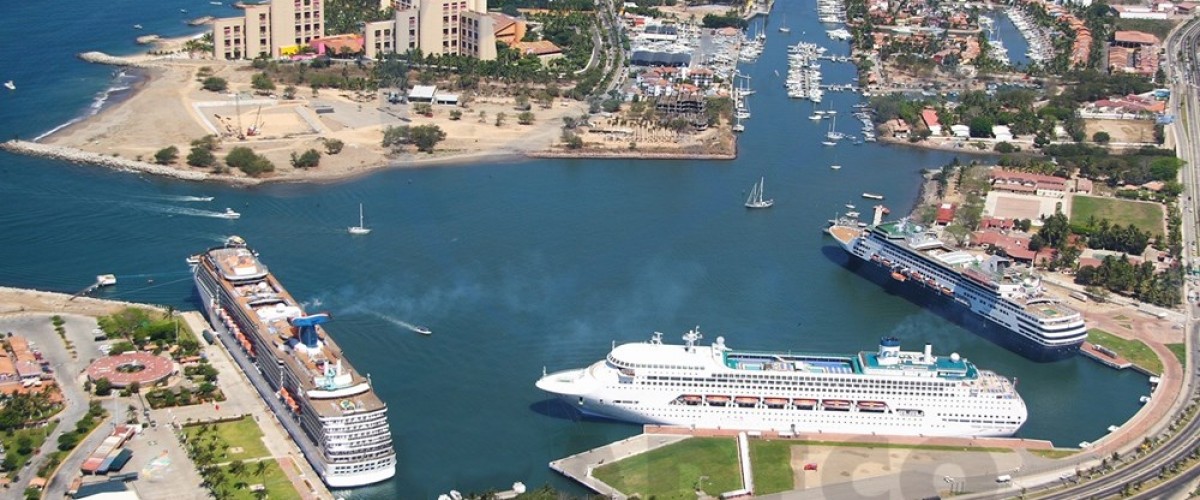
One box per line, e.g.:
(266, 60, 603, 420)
(825, 114, 845, 141)
(348, 203, 371, 235)
(779, 14, 791, 33)
(745, 177, 774, 209)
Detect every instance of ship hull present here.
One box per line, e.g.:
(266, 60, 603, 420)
(193, 264, 397, 488)
(840, 254, 1080, 362)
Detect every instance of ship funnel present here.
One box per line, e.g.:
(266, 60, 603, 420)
(924, 343, 933, 362)
(289, 313, 331, 349)
(878, 337, 901, 364)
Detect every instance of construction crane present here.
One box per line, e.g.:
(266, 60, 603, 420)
(246, 106, 263, 136)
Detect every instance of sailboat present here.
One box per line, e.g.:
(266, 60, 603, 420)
(348, 203, 371, 235)
(779, 14, 791, 33)
(3, 81, 14, 91)
(745, 177, 774, 209)
(825, 114, 844, 141)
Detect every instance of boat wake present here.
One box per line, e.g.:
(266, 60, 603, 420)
(365, 310, 427, 335)
(34, 72, 139, 141)
(133, 202, 238, 219)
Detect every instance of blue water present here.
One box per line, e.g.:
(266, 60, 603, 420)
(993, 11, 1032, 69)
(0, 0, 1150, 498)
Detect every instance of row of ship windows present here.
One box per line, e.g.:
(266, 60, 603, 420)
(652, 376, 954, 389)
(609, 355, 700, 371)
(637, 381, 957, 398)
(945, 418, 1021, 425)
(331, 458, 390, 474)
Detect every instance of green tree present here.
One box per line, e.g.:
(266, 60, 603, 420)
(968, 116, 994, 138)
(382, 125, 412, 150)
(191, 135, 220, 151)
(290, 149, 321, 169)
(449, 109, 463, 120)
(201, 77, 228, 92)
(154, 146, 179, 165)
(517, 111, 535, 125)
(495, 112, 507, 127)
(94, 377, 113, 396)
(283, 85, 297, 100)
(409, 125, 446, 153)
(187, 147, 216, 168)
(1093, 131, 1111, 144)
(225, 147, 275, 177)
(251, 73, 275, 91)
(323, 138, 344, 155)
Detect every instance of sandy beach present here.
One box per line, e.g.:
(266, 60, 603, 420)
(30, 53, 597, 184)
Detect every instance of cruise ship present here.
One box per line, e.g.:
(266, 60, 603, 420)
(827, 209, 1087, 361)
(192, 236, 396, 488)
(537, 330, 1026, 437)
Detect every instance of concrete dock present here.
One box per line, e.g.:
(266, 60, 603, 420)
(548, 433, 689, 499)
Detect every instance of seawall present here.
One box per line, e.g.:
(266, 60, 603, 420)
(0, 140, 258, 185)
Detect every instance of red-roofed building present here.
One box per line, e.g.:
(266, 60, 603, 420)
(989, 169, 1070, 198)
(972, 230, 1055, 264)
(310, 35, 364, 56)
(921, 107, 942, 136)
(980, 217, 1016, 230)
(1114, 30, 1160, 47)
(935, 203, 956, 225)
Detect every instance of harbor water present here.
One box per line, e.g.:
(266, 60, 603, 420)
(0, 0, 1150, 497)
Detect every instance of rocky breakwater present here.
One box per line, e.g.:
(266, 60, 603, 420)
(77, 51, 158, 68)
(0, 140, 258, 184)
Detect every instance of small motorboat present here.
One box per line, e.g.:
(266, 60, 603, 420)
(3, 81, 14, 91)
(831, 165, 842, 170)
(219, 207, 241, 219)
(413, 326, 432, 335)
(822, 141, 837, 147)
(133, 24, 143, 29)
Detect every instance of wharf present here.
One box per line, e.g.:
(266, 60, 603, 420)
(548, 433, 689, 499)
(1079, 341, 1133, 370)
(643, 425, 1056, 450)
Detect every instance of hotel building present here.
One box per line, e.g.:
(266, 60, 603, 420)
(364, 0, 497, 60)
(213, 0, 326, 60)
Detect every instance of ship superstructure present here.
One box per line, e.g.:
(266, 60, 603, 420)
(192, 236, 395, 488)
(537, 329, 1026, 437)
(828, 212, 1087, 361)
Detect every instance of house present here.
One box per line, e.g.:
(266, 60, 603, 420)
(407, 85, 438, 103)
(511, 40, 563, 66)
(310, 35, 364, 56)
(921, 108, 942, 136)
(980, 217, 1016, 230)
(1075, 178, 1094, 194)
(992, 125, 1013, 142)
(490, 13, 527, 45)
(935, 203, 957, 225)
(989, 168, 1070, 198)
(972, 230, 1054, 264)
(950, 124, 970, 138)
(886, 119, 910, 139)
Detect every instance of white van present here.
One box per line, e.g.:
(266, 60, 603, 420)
(996, 474, 1012, 483)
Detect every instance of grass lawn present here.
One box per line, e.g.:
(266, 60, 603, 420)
(1, 421, 57, 476)
(1088, 329, 1163, 375)
(183, 416, 270, 461)
(1168, 343, 1187, 367)
(1070, 195, 1164, 237)
(593, 437, 742, 499)
(210, 460, 299, 500)
(788, 440, 1011, 453)
(749, 440, 794, 495)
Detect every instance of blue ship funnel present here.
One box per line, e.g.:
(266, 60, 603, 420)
(290, 313, 331, 349)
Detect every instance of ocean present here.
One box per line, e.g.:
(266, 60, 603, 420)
(0, 0, 1149, 497)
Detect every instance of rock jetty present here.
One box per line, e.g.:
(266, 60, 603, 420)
(0, 140, 258, 185)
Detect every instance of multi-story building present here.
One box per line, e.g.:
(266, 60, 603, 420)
(213, 0, 326, 60)
(364, 0, 497, 60)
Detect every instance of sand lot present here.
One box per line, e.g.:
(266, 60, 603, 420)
(790, 444, 1024, 490)
(985, 191, 1069, 222)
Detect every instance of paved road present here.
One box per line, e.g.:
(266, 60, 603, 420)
(0, 313, 103, 497)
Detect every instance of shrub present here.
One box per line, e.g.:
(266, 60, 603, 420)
(1093, 131, 1111, 144)
(187, 147, 215, 168)
(251, 72, 275, 91)
(290, 148, 321, 169)
(225, 147, 275, 177)
(323, 138, 344, 155)
(154, 146, 179, 165)
(201, 77, 228, 92)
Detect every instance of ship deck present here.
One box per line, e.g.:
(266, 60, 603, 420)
(202, 248, 386, 418)
(827, 225, 860, 245)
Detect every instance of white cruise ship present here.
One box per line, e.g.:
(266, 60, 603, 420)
(192, 237, 396, 488)
(537, 329, 1026, 437)
(827, 212, 1087, 361)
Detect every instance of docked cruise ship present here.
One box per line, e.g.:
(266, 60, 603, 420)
(827, 210, 1087, 361)
(192, 237, 396, 488)
(537, 329, 1026, 437)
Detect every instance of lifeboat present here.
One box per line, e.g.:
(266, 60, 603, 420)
(891, 272, 907, 282)
(822, 399, 851, 411)
(870, 254, 882, 262)
(857, 401, 887, 412)
(681, 395, 702, 405)
(734, 396, 760, 407)
(792, 398, 817, 409)
(763, 398, 788, 408)
(941, 286, 953, 296)
(706, 395, 731, 405)
(881, 258, 892, 266)
(279, 387, 300, 413)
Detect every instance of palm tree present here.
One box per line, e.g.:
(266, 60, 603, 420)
(254, 461, 267, 482)
(229, 459, 246, 477)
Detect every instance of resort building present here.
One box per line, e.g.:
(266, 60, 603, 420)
(213, 0, 325, 59)
(364, 0, 498, 61)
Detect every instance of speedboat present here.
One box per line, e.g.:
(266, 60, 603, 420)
(822, 140, 837, 147)
(219, 208, 241, 219)
(3, 81, 13, 91)
(831, 165, 842, 170)
(133, 24, 143, 29)
(413, 326, 432, 335)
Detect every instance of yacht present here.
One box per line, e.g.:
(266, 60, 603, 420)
(348, 203, 371, 235)
(219, 208, 241, 219)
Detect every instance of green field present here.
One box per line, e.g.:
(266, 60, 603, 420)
(593, 437, 742, 499)
(1, 422, 56, 475)
(1030, 448, 1080, 459)
(749, 440, 795, 495)
(183, 416, 270, 461)
(1168, 343, 1187, 367)
(1071, 195, 1164, 237)
(1088, 329, 1163, 375)
(210, 460, 299, 500)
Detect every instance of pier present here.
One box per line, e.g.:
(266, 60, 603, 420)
(548, 433, 689, 499)
(1079, 341, 1133, 370)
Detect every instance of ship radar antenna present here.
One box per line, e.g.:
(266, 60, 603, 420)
(651, 332, 663, 344)
(682, 326, 703, 352)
